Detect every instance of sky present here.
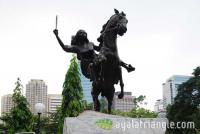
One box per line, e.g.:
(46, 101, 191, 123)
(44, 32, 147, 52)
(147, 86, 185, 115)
(0, 0, 200, 113)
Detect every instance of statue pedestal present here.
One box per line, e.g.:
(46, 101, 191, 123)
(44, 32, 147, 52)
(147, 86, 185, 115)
(63, 110, 167, 134)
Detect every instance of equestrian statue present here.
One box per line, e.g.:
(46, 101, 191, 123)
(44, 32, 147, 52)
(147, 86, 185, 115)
(53, 9, 135, 114)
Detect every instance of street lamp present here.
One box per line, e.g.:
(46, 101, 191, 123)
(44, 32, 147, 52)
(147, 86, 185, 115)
(35, 103, 45, 134)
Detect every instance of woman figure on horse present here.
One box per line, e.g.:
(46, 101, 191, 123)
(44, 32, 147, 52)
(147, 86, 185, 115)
(53, 29, 100, 82)
(53, 29, 134, 82)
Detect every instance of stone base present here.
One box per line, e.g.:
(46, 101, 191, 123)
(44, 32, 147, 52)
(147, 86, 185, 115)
(63, 110, 167, 134)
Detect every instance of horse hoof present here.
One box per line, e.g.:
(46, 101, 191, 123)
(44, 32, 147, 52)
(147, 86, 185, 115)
(118, 93, 124, 99)
(127, 65, 135, 72)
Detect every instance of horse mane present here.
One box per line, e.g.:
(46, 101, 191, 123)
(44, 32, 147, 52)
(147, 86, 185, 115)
(97, 10, 126, 43)
(97, 19, 110, 43)
(100, 20, 109, 33)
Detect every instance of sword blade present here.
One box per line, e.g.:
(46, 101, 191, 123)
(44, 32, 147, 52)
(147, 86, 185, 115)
(56, 15, 58, 29)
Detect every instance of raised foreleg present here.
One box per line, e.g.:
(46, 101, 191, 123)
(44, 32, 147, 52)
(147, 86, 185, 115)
(120, 60, 135, 73)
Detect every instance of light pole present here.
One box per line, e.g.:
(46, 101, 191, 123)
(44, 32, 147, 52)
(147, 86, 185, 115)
(35, 103, 45, 134)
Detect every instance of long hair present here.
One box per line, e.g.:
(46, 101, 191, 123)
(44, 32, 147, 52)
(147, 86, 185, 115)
(71, 30, 89, 46)
(70, 30, 89, 60)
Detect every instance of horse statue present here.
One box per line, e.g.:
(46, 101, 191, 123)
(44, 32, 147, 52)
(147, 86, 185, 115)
(53, 9, 134, 114)
(92, 9, 132, 114)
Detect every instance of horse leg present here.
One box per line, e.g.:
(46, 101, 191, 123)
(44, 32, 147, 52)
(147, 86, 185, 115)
(120, 60, 135, 73)
(118, 66, 124, 99)
(91, 82, 101, 111)
(98, 54, 107, 81)
(105, 86, 115, 114)
(88, 63, 97, 82)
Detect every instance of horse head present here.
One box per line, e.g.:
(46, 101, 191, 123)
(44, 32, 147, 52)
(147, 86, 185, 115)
(93, 9, 129, 114)
(101, 9, 128, 36)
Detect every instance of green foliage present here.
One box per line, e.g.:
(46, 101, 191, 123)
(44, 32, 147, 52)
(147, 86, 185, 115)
(109, 94, 156, 118)
(130, 108, 157, 118)
(31, 107, 61, 134)
(0, 78, 33, 133)
(0, 123, 7, 133)
(133, 95, 147, 108)
(37, 114, 58, 134)
(192, 66, 200, 77)
(95, 119, 113, 130)
(166, 66, 200, 134)
(85, 102, 94, 110)
(47, 109, 61, 133)
(0, 113, 14, 133)
(58, 56, 84, 133)
(112, 108, 157, 118)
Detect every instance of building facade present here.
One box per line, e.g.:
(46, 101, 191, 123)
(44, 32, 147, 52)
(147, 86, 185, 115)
(112, 91, 136, 112)
(78, 61, 93, 103)
(1, 94, 13, 115)
(47, 94, 62, 114)
(154, 99, 164, 113)
(162, 75, 191, 109)
(26, 79, 48, 116)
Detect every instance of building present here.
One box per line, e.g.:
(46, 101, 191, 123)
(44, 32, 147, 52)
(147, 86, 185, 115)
(26, 79, 48, 116)
(78, 61, 93, 103)
(1, 94, 13, 115)
(162, 75, 191, 109)
(47, 94, 62, 114)
(112, 91, 136, 112)
(154, 99, 166, 118)
(154, 99, 164, 113)
(80, 74, 93, 103)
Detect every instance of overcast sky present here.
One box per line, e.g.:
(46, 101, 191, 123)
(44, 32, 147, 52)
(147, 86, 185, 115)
(0, 0, 200, 113)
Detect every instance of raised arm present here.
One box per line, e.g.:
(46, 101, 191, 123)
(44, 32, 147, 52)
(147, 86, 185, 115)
(53, 29, 78, 53)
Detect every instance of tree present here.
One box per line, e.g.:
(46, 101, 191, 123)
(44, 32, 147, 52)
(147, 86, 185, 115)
(109, 94, 157, 118)
(111, 108, 157, 118)
(133, 95, 147, 108)
(0, 78, 33, 133)
(192, 66, 200, 77)
(31, 108, 61, 134)
(85, 102, 94, 110)
(166, 66, 200, 134)
(46, 109, 61, 133)
(131, 108, 157, 118)
(58, 56, 84, 133)
(0, 120, 7, 134)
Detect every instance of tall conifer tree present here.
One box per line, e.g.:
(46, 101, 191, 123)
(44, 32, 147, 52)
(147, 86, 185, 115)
(58, 56, 84, 133)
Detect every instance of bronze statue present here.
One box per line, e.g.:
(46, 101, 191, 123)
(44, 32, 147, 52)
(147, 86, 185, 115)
(53, 29, 100, 81)
(53, 9, 135, 114)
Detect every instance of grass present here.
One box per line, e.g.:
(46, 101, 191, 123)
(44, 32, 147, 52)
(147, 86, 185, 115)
(95, 119, 113, 130)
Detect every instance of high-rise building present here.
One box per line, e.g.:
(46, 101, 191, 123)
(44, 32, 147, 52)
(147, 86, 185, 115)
(47, 94, 62, 114)
(1, 94, 13, 115)
(26, 79, 48, 116)
(112, 91, 136, 112)
(154, 99, 166, 118)
(154, 99, 164, 113)
(78, 61, 93, 103)
(162, 75, 191, 109)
